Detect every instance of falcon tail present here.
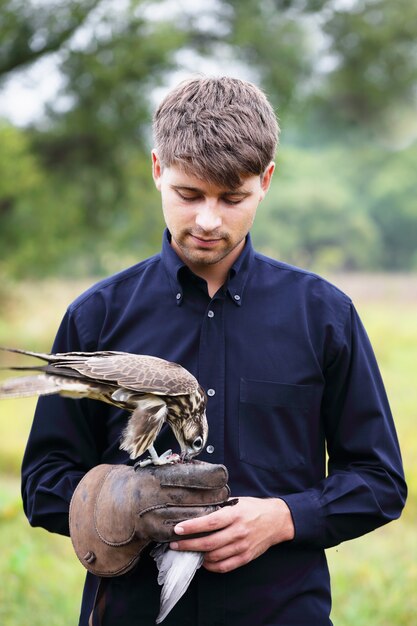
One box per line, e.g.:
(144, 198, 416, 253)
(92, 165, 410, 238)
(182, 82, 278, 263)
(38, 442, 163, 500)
(0, 347, 64, 364)
(0, 346, 124, 363)
(0, 374, 91, 399)
(0, 374, 63, 398)
(150, 543, 203, 623)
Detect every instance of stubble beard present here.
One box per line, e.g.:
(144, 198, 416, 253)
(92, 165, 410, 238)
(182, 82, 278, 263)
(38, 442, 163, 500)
(173, 229, 244, 267)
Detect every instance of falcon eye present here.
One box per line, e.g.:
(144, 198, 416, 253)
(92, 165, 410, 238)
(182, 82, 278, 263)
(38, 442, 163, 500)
(192, 436, 203, 451)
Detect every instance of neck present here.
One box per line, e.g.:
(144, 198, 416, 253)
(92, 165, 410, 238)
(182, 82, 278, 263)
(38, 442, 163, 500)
(175, 240, 245, 298)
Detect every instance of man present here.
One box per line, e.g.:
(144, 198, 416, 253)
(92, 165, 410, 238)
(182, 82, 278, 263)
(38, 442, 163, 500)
(22, 77, 406, 625)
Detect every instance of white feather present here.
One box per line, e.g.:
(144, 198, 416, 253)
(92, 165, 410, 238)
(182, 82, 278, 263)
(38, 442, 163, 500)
(150, 543, 204, 623)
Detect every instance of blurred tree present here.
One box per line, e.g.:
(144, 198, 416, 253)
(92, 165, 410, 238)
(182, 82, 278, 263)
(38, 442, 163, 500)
(252, 145, 381, 271)
(2, 0, 417, 137)
(317, 0, 417, 130)
(215, 0, 316, 113)
(208, 0, 417, 143)
(367, 144, 417, 269)
(0, 0, 416, 277)
(33, 9, 187, 233)
(0, 123, 85, 276)
(0, 0, 101, 76)
(0, 124, 43, 254)
(0, 1, 200, 276)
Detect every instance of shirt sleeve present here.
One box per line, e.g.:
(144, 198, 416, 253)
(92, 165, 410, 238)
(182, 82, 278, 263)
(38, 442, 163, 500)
(21, 305, 104, 537)
(281, 302, 407, 548)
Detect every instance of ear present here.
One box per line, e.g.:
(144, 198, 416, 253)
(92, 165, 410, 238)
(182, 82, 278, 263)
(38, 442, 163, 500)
(259, 161, 275, 200)
(152, 150, 163, 191)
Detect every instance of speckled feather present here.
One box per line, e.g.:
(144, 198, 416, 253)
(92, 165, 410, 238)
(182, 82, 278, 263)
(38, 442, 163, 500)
(0, 347, 208, 461)
(2, 348, 199, 395)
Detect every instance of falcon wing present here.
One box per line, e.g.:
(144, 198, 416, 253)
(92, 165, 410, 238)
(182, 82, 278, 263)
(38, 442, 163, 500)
(119, 394, 168, 459)
(53, 353, 199, 396)
(0, 349, 199, 396)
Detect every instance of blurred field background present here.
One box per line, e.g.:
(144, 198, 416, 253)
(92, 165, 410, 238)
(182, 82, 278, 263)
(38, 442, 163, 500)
(1, 0, 417, 624)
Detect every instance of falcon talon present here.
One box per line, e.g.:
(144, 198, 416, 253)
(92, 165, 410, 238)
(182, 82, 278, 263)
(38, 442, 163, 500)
(135, 457, 154, 468)
(145, 453, 181, 467)
(163, 453, 181, 464)
(158, 449, 175, 460)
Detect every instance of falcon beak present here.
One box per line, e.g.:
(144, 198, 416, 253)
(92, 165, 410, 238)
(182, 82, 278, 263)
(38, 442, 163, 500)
(181, 450, 193, 462)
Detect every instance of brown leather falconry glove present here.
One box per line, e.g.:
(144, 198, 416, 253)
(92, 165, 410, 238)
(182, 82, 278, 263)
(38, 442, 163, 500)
(69, 461, 231, 577)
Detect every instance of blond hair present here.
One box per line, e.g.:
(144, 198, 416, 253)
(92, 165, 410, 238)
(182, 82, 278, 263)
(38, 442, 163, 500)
(153, 76, 279, 189)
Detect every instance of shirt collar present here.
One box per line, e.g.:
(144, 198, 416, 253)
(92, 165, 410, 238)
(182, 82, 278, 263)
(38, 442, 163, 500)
(161, 228, 254, 306)
(225, 233, 254, 306)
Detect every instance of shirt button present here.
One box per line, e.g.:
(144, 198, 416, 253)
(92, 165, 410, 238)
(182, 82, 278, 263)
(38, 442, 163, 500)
(207, 388, 215, 397)
(176, 293, 181, 300)
(234, 294, 241, 301)
(208, 310, 214, 318)
(206, 445, 215, 454)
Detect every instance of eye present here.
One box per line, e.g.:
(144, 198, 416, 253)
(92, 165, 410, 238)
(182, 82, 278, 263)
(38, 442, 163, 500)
(192, 436, 203, 451)
(222, 196, 243, 206)
(176, 191, 200, 202)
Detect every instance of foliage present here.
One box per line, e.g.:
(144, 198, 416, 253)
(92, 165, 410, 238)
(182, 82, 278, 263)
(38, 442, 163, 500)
(0, 123, 89, 277)
(214, 0, 417, 136)
(366, 147, 417, 269)
(216, 0, 313, 112)
(30, 3, 190, 249)
(0, 121, 166, 277)
(253, 141, 417, 272)
(319, 0, 417, 129)
(0, 0, 101, 77)
(0, 0, 416, 277)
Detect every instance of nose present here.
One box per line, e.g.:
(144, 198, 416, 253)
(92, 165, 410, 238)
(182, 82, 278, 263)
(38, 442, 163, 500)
(195, 201, 222, 232)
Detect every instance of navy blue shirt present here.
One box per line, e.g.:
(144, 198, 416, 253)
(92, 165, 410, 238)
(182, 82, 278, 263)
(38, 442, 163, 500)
(22, 230, 406, 625)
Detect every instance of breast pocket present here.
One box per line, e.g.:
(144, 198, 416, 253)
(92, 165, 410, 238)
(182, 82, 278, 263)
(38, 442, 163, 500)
(239, 379, 315, 473)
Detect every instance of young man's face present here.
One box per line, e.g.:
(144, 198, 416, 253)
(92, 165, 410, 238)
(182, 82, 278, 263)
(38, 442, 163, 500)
(152, 152, 274, 272)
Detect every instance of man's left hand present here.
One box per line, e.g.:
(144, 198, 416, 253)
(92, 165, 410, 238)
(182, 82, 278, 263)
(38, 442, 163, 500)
(170, 496, 295, 573)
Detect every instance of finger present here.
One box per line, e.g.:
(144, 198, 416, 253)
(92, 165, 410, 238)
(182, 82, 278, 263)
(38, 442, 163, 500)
(170, 526, 233, 553)
(203, 553, 249, 574)
(174, 503, 234, 536)
(203, 539, 248, 564)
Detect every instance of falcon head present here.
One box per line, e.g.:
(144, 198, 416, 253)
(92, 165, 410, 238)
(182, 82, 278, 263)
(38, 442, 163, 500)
(166, 386, 208, 460)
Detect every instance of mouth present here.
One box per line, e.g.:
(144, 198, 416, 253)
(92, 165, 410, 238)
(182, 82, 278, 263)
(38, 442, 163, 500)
(190, 234, 223, 248)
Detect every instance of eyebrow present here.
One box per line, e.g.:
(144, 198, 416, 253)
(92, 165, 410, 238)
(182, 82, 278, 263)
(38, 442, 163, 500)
(171, 184, 252, 197)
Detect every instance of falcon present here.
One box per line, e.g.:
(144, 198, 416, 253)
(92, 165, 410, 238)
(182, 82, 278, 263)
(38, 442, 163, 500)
(0, 347, 213, 622)
(0, 347, 208, 465)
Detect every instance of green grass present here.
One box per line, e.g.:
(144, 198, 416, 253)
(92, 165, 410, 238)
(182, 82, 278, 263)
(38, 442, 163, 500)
(326, 276, 417, 625)
(328, 522, 417, 626)
(0, 494, 85, 626)
(0, 276, 416, 625)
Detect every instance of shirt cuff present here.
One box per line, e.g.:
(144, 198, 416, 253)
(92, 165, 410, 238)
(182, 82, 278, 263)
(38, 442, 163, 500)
(280, 490, 324, 545)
